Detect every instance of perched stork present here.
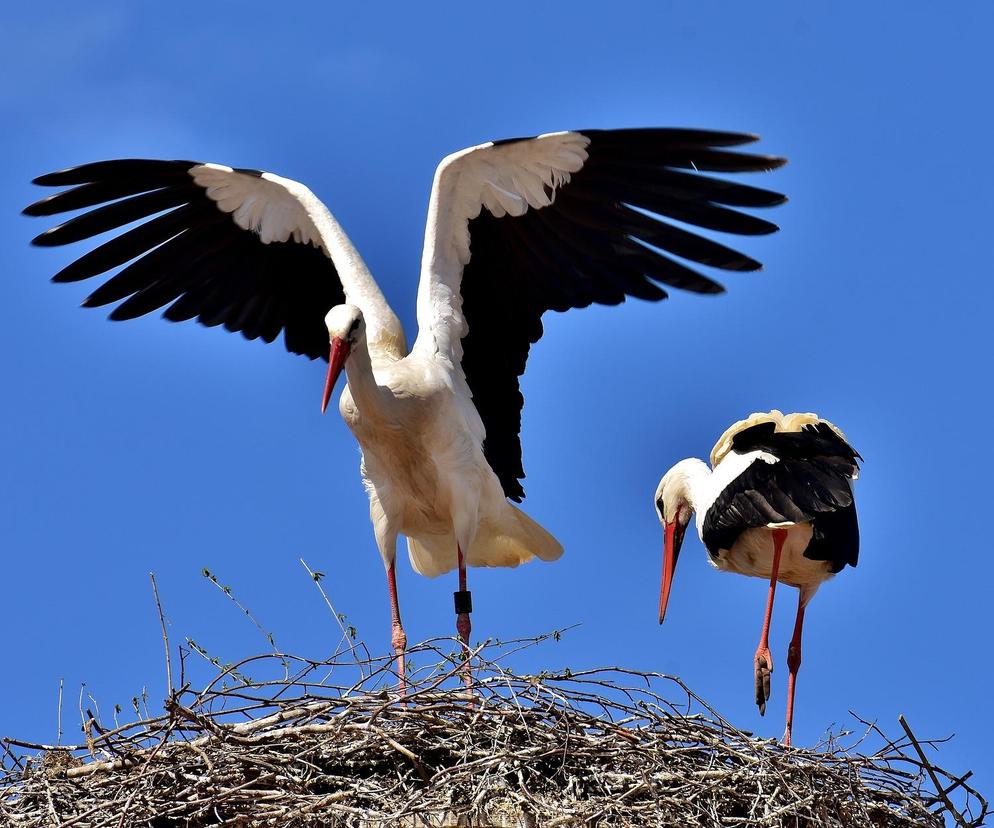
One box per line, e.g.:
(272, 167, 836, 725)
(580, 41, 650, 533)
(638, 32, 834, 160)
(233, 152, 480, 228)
(25, 129, 786, 686)
(654, 411, 860, 744)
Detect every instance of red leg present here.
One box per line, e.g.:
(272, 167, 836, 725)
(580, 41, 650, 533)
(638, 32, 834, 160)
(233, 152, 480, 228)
(783, 590, 806, 746)
(386, 562, 407, 693)
(454, 544, 473, 689)
(754, 527, 788, 715)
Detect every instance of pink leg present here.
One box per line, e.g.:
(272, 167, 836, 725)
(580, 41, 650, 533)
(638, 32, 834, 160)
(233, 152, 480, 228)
(754, 527, 788, 715)
(387, 562, 408, 693)
(783, 590, 806, 746)
(454, 544, 473, 688)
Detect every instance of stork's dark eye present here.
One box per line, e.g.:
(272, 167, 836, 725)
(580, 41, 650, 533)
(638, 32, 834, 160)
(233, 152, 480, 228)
(349, 318, 360, 334)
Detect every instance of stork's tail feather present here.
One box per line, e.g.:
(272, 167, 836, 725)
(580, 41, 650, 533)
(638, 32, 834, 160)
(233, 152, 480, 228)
(407, 504, 563, 578)
(483, 502, 564, 566)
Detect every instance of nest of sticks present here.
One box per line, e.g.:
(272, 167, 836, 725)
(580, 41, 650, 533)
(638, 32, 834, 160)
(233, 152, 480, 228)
(1, 633, 987, 828)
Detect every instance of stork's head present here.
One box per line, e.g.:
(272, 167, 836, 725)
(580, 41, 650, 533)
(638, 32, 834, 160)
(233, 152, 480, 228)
(321, 304, 365, 414)
(654, 459, 701, 625)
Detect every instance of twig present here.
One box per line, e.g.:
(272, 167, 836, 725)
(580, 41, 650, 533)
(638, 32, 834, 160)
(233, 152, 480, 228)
(898, 713, 969, 827)
(0, 637, 978, 828)
(201, 567, 288, 675)
(149, 572, 173, 696)
(300, 557, 371, 675)
(56, 678, 64, 747)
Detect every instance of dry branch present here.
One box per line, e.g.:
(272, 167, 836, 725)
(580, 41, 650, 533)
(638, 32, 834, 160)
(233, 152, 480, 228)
(1, 635, 986, 827)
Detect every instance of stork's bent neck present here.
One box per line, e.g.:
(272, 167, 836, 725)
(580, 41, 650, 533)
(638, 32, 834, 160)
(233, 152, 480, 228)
(316, 206, 407, 357)
(341, 333, 393, 418)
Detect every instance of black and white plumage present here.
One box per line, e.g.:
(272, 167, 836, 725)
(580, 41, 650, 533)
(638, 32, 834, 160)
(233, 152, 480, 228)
(702, 419, 860, 575)
(654, 410, 860, 745)
(26, 128, 786, 684)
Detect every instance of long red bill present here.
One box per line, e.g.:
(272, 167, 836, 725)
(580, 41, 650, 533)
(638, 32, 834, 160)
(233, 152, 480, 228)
(320, 337, 351, 414)
(659, 508, 685, 625)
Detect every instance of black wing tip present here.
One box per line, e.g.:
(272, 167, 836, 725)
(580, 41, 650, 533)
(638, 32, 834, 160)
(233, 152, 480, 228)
(107, 305, 133, 321)
(731, 259, 762, 273)
(583, 127, 765, 147)
(583, 128, 789, 170)
(758, 155, 788, 171)
(724, 131, 761, 144)
(728, 217, 780, 237)
(30, 159, 199, 188)
(53, 268, 85, 285)
(30, 163, 115, 187)
(698, 129, 769, 149)
(30, 227, 67, 247)
(79, 292, 108, 308)
(762, 192, 789, 207)
(22, 198, 56, 217)
(711, 251, 763, 273)
(31, 168, 78, 187)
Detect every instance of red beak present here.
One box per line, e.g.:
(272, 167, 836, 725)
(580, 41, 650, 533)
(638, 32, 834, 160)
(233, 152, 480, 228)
(321, 337, 350, 414)
(659, 508, 686, 625)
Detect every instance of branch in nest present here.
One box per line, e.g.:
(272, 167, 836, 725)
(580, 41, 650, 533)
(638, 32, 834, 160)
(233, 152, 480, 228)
(0, 635, 985, 828)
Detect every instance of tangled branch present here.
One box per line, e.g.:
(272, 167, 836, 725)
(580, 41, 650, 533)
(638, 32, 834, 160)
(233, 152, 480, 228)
(1, 634, 986, 827)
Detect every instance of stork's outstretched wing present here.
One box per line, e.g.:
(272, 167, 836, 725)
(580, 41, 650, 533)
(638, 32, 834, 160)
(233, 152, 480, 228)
(24, 160, 405, 360)
(414, 129, 787, 500)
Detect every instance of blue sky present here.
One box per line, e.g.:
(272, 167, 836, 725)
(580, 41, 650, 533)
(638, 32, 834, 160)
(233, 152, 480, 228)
(2, 0, 991, 804)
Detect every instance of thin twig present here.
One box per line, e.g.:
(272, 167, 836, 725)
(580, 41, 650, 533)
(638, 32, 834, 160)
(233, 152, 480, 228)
(149, 572, 173, 696)
(56, 678, 64, 747)
(0, 637, 980, 828)
(201, 566, 289, 675)
(898, 713, 969, 827)
(300, 557, 371, 675)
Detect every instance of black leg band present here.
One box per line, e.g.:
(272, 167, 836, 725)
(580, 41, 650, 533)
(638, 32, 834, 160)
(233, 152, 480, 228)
(453, 590, 473, 615)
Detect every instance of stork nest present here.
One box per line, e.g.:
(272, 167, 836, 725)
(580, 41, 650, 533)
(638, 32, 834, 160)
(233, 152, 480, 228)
(1, 634, 987, 827)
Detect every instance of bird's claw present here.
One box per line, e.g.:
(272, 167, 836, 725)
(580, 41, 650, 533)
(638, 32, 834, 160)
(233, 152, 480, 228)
(754, 646, 773, 715)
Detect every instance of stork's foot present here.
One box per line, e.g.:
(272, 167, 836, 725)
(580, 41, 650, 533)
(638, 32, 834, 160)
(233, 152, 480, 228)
(754, 646, 773, 715)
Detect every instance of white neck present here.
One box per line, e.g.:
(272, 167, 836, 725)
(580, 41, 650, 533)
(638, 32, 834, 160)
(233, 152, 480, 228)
(342, 336, 393, 418)
(314, 203, 408, 358)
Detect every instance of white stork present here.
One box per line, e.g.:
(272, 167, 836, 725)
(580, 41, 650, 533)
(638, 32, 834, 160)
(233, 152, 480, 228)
(654, 411, 860, 745)
(26, 129, 786, 686)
